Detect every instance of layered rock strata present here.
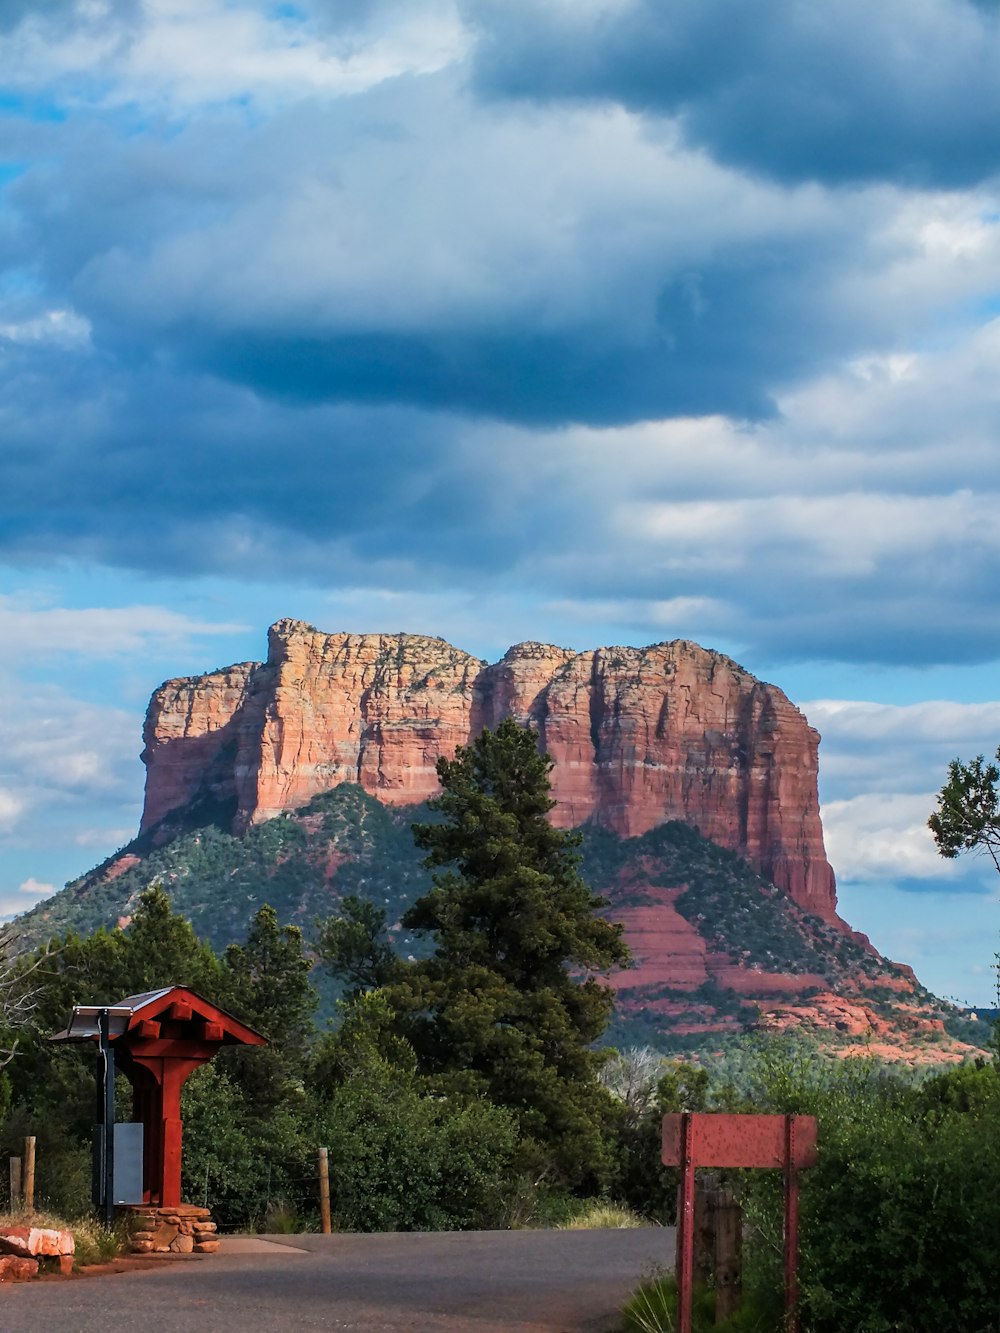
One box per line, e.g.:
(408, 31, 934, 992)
(141, 619, 837, 918)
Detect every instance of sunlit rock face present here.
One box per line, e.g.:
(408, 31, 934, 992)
(140, 619, 837, 919)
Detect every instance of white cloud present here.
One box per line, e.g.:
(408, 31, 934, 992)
(73, 825, 134, 849)
(0, 308, 91, 347)
(822, 792, 953, 882)
(0, 790, 25, 831)
(0, 597, 245, 662)
(0, 0, 469, 110)
(0, 689, 136, 799)
(17, 877, 54, 898)
(804, 698, 1000, 889)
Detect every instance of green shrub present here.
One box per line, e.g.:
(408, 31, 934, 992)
(734, 1049, 1000, 1333)
(316, 1058, 521, 1232)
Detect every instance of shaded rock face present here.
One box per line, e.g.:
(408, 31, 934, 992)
(141, 619, 837, 918)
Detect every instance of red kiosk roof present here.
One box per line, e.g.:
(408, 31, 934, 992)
(53, 985, 266, 1047)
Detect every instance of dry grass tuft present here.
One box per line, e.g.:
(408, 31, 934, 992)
(558, 1200, 649, 1230)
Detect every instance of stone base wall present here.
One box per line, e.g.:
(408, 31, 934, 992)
(118, 1204, 219, 1254)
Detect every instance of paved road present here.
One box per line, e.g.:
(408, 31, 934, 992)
(0, 1228, 674, 1332)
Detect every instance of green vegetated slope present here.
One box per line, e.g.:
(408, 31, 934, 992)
(19, 785, 435, 957)
(586, 820, 981, 1055)
(16, 783, 982, 1054)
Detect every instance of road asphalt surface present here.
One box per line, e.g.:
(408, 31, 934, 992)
(0, 1227, 675, 1332)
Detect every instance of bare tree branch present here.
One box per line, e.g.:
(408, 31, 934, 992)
(0, 927, 60, 1068)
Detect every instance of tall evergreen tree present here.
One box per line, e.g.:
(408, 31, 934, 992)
(220, 904, 317, 1121)
(224, 904, 315, 1051)
(385, 719, 630, 1186)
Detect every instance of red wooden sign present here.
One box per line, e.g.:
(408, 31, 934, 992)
(662, 1112, 818, 1170)
(661, 1112, 818, 1333)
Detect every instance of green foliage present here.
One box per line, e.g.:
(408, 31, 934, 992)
(408, 719, 628, 983)
(378, 720, 630, 1188)
(929, 749, 1000, 870)
(16, 778, 937, 1053)
(656, 1061, 710, 1113)
(558, 1199, 647, 1229)
(620, 1273, 777, 1333)
(224, 904, 316, 1048)
(315, 1057, 521, 1232)
(315, 895, 398, 998)
(219, 904, 317, 1121)
(729, 1045, 1000, 1333)
(16, 785, 437, 960)
(581, 821, 873, 982)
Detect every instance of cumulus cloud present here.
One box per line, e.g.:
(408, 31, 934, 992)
(0, 597, 245, 662)
(0, 683, 138, 804)
(10, 325, 1000, 663)
(17, 877, 55, 898)
(2, 0, 1000, 677)
(470, 0, 1000, 189)
(805, 698, 1000, 891)
(0, 676, 144, 902)
(823, 793, 961, 884)
(0, 0, 463, 108)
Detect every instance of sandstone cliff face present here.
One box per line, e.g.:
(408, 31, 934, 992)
(141, 620, 837, 918)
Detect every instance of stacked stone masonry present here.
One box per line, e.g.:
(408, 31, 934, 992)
(122, 1204, 220, 1254)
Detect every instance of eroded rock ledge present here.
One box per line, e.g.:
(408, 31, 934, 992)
(140, 620, 837, 920)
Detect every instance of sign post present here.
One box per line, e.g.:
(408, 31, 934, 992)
(662, 1112, 818, 1333)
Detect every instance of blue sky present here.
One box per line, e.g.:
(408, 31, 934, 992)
(3, 0, 1000, 1004)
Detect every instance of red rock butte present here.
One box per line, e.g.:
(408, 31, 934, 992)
(140, 619, 838, 920)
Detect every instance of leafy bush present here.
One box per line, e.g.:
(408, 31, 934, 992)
(316, 1058, 521, 1232)
(732, 1047, 1000, 1333)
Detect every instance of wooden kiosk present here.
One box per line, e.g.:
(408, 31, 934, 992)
(54, 986, 265, 1250)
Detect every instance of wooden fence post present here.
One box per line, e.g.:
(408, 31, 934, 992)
(318, 1147, 331, 1235)
(711, 1186, 743, 1322)
(22, 1137, 35, 1213)
(694, 1175, 713, 1287)
(9, 1156, 21, 1210)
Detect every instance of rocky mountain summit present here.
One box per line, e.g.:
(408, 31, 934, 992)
(141, 619, 835, 918)
(22, 620, 982, 1061)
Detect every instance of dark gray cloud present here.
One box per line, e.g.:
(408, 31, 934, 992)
(2, 79, 899, 429)
(7, 319, 1000, 668)
(469, 0, 1000, 189)
(3, 4, 1000, 672)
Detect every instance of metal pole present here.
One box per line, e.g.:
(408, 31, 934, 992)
(784, 1115, 800, 1333)
(98, 1009, 115, 1229)
(675, 1112, 696, 1333)
(318, 1147, 331, 1235)
(22, 1137, 35, 1213)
